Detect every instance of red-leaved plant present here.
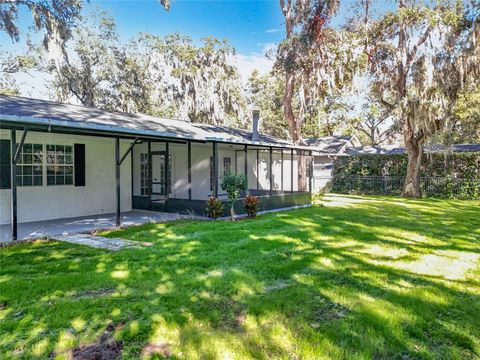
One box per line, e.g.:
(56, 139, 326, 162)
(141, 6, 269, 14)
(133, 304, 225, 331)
(205, 196, 224, 219)
(243, 195, 259, 218)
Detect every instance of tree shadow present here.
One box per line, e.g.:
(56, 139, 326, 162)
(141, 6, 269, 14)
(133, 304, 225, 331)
(0, 195, 479, 359)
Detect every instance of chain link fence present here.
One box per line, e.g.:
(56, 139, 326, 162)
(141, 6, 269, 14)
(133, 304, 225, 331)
(330, 175, 480, 199)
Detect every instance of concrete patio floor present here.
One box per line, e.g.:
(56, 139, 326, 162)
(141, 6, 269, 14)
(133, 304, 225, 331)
(0, 210, 197, 243)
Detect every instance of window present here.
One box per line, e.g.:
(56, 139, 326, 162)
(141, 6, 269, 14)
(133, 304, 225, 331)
(46, 145, 73, 185)
(210, 156, 214, 191)
(140, 153, 149, 195)
(223, 157, 231, 176)
(16, 143, 43, 186)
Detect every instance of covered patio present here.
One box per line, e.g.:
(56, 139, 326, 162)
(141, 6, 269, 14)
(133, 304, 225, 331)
(0, 210, 191, 243)
(0, 95, 313, 242)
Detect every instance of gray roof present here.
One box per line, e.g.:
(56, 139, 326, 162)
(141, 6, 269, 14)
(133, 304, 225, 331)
(304, 136, 355, 155)
(345, 144, 480, 156)
(0, 95, 301, 149)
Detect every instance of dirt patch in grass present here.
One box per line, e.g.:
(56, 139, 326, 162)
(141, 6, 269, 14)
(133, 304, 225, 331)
(105, 321, 125, 333)
(141, 343, 172, 358)
(74, 288, 116, 299)
(65, 324, 124, 360)
(69, 334, 122, 360)
(264, 279, 292, 293)
(309, 299, 350, 328)
(214, 299, 247, 331)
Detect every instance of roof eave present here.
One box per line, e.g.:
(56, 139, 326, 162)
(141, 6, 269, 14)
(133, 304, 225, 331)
(0, 114, 309, 150)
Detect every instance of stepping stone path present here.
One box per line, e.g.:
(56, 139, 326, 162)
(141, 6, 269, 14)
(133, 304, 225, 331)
(52, 233, 142, 251)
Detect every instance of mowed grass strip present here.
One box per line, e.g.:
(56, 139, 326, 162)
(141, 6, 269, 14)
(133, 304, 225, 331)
(1, 194, 479, 359)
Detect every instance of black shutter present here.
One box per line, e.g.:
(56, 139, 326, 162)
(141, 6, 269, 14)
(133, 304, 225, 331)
(0, 139, 11, 189)
(74, 143, 86, 186)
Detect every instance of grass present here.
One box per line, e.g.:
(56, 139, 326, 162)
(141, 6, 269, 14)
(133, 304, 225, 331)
(1, 194, 479, 359)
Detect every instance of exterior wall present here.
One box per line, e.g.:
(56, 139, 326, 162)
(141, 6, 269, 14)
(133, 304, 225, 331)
(0, 130, 132, 225)
(247, 150, 258, 189)
(190, 143, 212, 200)
(312, 155, 334, 192)
(130, 141, 309, 212)
(257, 150, 270, 190)
(167, 191, 311, 217)
(272, 151, 282, 190)
(132, 143, 299, 204)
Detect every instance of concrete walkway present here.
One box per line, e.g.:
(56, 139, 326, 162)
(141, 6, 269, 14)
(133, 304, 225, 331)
(51, 233, 143, 251)
(0, 205, 312, 244)
(0, 210, 196, 242)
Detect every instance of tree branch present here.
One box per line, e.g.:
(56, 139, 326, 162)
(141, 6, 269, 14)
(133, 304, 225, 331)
(379, 97, 396, 109)
(406, 25, 433, 69)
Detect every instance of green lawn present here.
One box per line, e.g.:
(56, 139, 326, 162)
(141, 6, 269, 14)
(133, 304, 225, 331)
(1, 194, 479, 359)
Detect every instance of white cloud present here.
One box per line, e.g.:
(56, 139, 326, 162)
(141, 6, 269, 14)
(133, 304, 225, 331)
(265, 28, 279, 33)
(229, 43, 277, 84)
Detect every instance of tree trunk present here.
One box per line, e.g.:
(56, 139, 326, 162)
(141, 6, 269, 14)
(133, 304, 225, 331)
(283, 70, 301, 144)
(402, 131, 423, 197)
(230, 205, 236, 222)
(298, 152, 308, 191)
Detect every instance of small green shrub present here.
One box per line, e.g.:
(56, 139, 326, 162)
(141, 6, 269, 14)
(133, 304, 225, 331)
(243, 195, 260, 218)
(205, 196, 224, 219)
(221, 172, 248, 221)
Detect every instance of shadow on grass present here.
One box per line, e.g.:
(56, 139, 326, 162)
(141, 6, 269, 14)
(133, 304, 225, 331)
(0, 195, 479, 359)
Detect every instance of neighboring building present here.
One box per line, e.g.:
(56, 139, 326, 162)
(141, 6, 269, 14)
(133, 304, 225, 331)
(344, 144, 480, 156)
(0, 95, 314, 241)
(304, 136, 361, 192)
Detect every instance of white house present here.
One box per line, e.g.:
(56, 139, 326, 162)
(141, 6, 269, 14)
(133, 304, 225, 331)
(0, 95, 313, 241)
(305, 136, 360, 192)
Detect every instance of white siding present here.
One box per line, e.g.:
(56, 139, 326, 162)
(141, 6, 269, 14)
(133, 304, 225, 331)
(312, 155, 333, 192)
(170, 143, 189, 199)
(0, 130, 132, 225)
(191, 143, 212, 200)
(271, 151, 282, 190)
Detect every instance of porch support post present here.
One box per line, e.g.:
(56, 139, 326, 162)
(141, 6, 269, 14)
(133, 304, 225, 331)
(13, 127, 28, 164)
(256, 148, 259, 190)
(244, 144, 248, 195)
(269, 146, 273, 196)
(309, 150, 313, 196)
(280, 150, 284, 191)
(10, 129, 17, 240)
(118, 137, 139, 166)
(115, 137, 121, 226)
(212, 142, 218, 197)
(188, 141, 192, 200)
(148, 141, 152, 203)
(165, 141, 170, 211)
(290, 149, 294, 194)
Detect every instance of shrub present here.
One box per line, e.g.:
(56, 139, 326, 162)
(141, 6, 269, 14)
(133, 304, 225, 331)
(205, 196, 224, 219)
(220, 172, 248, 221)
(243, 195, 260, 218)
(331, 152, 480, 199)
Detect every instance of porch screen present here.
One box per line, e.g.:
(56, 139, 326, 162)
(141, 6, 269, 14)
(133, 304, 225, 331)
(0, 140, 10, 189)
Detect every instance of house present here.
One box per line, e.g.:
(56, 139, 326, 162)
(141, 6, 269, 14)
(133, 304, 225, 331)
(0, 95, 314, 241)
(304, 136, 360, 192)
(344, 144, 480, 156)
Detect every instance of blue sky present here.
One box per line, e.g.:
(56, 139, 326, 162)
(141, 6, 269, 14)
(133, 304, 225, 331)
(5, 0, 371, 56)
(3, 0, 390, 98)
(95, 0, 285, 55)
